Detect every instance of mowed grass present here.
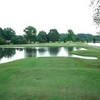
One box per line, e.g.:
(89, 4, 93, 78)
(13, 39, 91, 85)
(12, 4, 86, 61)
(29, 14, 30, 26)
(0, 43, 100, 100)
(0, 42, 85, 47)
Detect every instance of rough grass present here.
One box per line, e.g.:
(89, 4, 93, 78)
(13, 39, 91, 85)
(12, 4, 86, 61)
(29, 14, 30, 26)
(0, 43, 100, 100)
(0, 57, 100, 100)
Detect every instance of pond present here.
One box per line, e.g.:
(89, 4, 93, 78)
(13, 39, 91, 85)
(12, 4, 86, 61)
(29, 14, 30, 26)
(86, 43, 100, 47)
(0, 47, 97, 64)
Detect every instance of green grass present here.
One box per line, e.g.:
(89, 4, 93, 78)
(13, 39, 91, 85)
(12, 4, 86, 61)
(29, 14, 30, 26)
(0, 42, 85, 47)
(0, 43, 100, 100)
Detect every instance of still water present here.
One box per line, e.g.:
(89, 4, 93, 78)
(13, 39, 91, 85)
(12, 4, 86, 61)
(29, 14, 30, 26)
(86, 43, 100, 47)
(0, 47, 97, 64)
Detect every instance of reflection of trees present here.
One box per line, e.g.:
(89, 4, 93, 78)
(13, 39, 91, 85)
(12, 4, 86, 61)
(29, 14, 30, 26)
(38, 48, 46, 53)
(16, 48, 23, 51)
(24, 48, 36, 57)
(75, 47, 80, 50)
(0, 48, 16, 59)
(67, 47, 73, 52)
(48, 47, 60, 56)
(63, 47, 74, 57)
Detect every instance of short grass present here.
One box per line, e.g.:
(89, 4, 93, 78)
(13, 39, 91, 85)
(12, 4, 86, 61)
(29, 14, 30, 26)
(0, 43, 100, 100)
(0, 42, 85, 47)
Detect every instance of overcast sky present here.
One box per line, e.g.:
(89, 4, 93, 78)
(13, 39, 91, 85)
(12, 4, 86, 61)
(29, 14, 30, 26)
(0, 0, 97, 35)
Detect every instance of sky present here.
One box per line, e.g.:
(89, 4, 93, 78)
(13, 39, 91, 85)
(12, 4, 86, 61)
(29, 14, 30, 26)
(0, 0, 97, 35)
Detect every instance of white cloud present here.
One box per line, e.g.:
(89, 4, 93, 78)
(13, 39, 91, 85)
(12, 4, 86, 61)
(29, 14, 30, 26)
(0, 0, 97, 35)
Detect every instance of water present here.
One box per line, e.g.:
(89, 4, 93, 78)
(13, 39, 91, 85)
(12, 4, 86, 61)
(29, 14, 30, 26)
(0, 47, 97, 64)
(86, 43, 100, 47)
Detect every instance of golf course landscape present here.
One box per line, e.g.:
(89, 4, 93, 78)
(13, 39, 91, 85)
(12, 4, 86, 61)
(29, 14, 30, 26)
(0, 42, 100, 100)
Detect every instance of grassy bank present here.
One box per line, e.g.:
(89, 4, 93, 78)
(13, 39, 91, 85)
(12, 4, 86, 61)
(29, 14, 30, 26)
(0, 42, 85, 47)
(0, 43, 100, 100)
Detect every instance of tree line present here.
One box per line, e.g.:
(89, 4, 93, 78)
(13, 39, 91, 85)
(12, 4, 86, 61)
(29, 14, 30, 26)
(0, 26, 99, 45)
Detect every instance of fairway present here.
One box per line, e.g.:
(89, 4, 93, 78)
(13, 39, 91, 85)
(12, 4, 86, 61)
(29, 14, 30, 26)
(0, 43, 100, 100)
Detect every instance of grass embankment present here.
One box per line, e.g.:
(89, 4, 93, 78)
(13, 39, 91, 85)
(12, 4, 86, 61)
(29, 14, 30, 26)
(0, 43, 100, 100)
(0, 42, 85, 47)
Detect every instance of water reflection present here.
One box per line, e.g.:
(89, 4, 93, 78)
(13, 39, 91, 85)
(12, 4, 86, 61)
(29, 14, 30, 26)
(37, 48, 46, 53)
(24, 48, 36, 57)
(0, 48, 16, 59)
(16, 48, 23, 51)
(67, 47, 73, 52)
(48, 47, 60, 56)
(0, 47, 97, 64)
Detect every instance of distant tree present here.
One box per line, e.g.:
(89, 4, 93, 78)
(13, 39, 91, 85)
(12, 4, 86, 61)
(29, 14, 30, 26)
(46, 34, 49, 42)
(93, 36, 96, 43)
(11, 36, 18, 44)
(0, 28, 5, 39)
(37, 35, 42, 43)
(77, 33, 93, 42)
(94, 35, 100, 42)
(81, 38, 85, 42)
(4, 28, 16, 40)
(60, 33, 67, 42)
(75, 35, 81, 42)
(86, 34, 94, 42)
(90, 0, 100, 36)
(0, 28, 6, 44)
(17, 35, 27, 44)
(0, 38, 5, 45)
(67, 29, 76, 42)
(48, 29, 59, 42)
(20, 38, 27, 44)
(24, 26, 37, 43)
(37, 30, 47, 43)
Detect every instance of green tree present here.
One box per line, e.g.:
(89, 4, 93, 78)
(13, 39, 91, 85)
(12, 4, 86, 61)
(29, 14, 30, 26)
(77, 33, 93, 42)
(90, 0, 100, 36)
(75, 35, 81, 42)
(24, 26, 37, 43)
(11, 36, 18, 44)
(67, 29, 76, 42)
(60, 33, 67, 42)
(37, 30, 47, 43)
(4, 28, 16, 40)
(37, 35, 42, 43)
(0, 28, 6, 44)
(0, 38, 5, 45)
(90, 0, 100, 26)
(17, 35, 27, 44)
(0, 28, 5, 39)
(93, 36, 96, 43)
(48, 29, 59, 42)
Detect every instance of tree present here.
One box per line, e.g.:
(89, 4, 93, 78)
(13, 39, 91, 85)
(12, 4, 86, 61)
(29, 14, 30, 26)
(90, 0, 100, 25)
(0, 28, 5, 39)
(24, 26, 37, 43)
(93, 36, 96, 43)
(90, 0, 100, 35)
(17, 35, 27, 44)
(75, 35, 81, 42)
(48, 29, 59, 42)
(60, 33, 67, 42)
(77, 33, 93, 42)
(0, 28, 6, 44)
(11, 36, 18, 44)
(67, 29, 76, 42)
(37, 30, 47, 43)
(4, 28, 16, 40)
(0, 38, 5, 45)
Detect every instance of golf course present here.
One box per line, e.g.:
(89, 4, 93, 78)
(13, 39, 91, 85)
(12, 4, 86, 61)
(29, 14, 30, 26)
(0, 42, 100, 100)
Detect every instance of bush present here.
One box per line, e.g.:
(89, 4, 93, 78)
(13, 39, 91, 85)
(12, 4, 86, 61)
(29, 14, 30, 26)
(0, 38, 5, 45)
